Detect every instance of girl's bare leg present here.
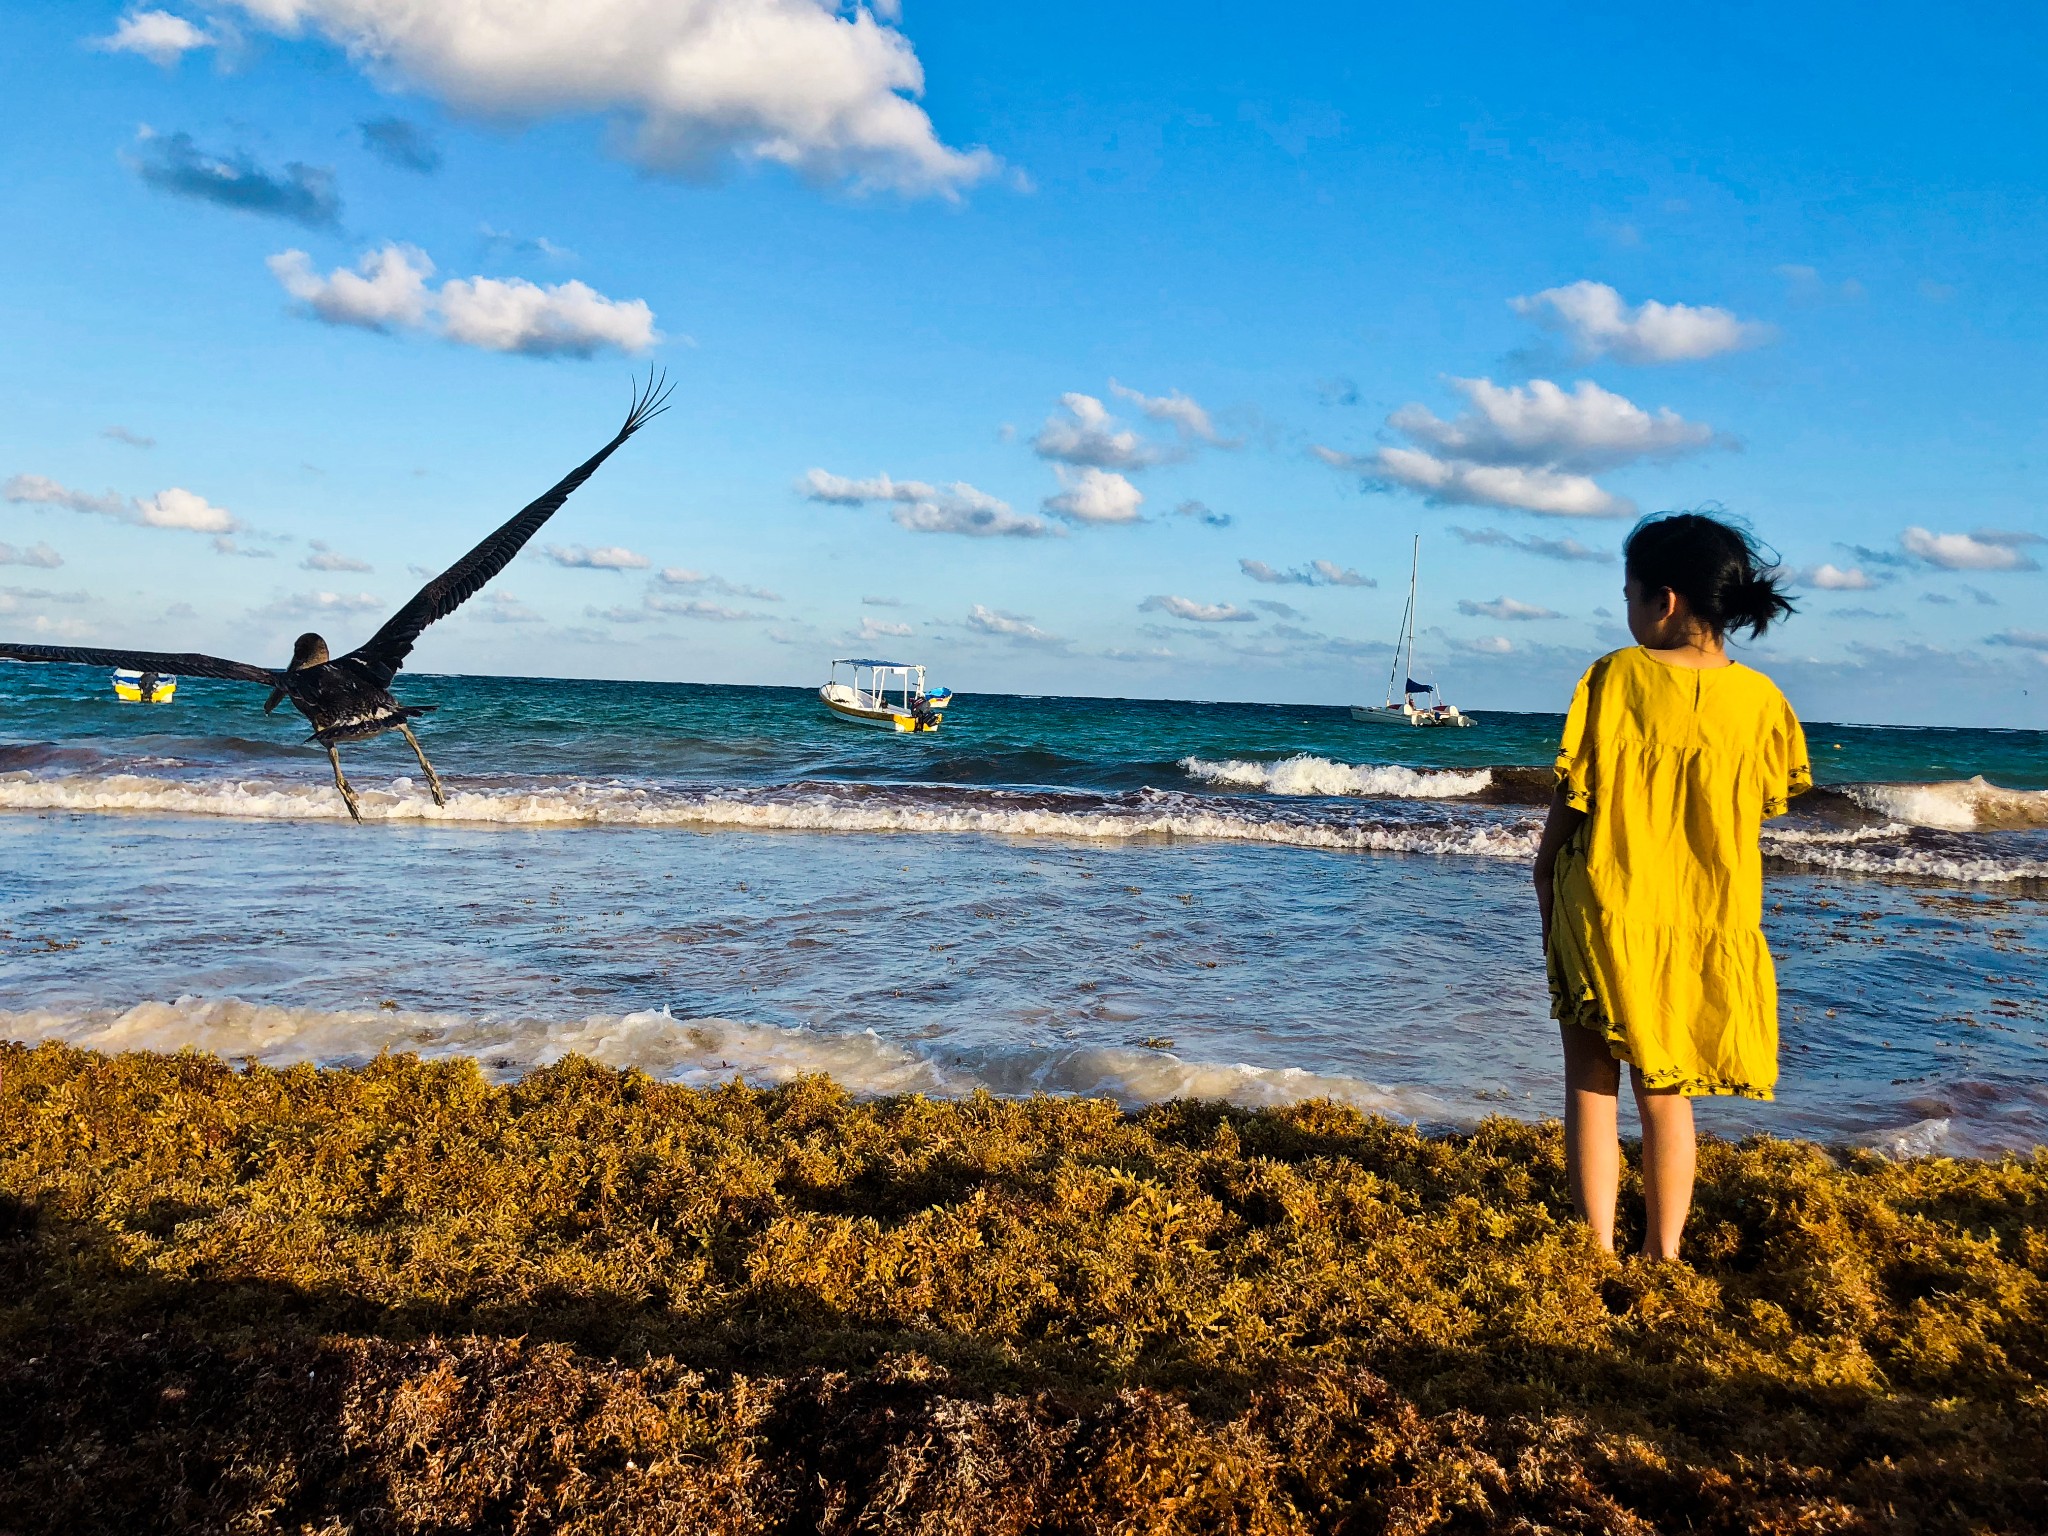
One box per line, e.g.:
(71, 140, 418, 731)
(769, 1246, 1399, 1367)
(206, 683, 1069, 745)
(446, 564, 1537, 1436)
(1631, 1069, 1696, 1261)
(1560, 1024, 1621, 1251)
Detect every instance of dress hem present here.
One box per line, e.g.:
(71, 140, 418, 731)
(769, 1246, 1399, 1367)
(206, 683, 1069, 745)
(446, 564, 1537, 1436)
(1553, 1002, 1776, 1102)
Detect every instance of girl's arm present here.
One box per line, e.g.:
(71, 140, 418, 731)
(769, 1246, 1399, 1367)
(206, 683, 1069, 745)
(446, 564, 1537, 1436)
(1532, 785, 1587, 947)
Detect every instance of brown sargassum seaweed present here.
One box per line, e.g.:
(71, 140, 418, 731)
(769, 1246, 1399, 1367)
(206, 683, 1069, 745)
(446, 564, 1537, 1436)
(1, 1042, 2043, 1533)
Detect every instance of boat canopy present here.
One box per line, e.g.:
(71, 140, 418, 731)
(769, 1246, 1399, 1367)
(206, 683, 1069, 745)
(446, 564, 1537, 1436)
(834, 657, 910, 667)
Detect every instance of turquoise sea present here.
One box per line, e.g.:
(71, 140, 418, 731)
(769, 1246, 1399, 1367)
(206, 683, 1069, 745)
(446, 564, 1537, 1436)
(3, 664, 2044, 1155)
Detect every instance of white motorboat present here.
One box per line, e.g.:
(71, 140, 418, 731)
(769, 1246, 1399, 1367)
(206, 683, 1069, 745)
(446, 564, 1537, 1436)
(1351, 537, 1474, 728)
(819, 658, 953, 732)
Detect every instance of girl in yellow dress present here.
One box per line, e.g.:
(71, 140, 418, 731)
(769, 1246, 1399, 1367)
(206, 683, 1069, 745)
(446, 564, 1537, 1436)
(1532, 513, 1807, 1261)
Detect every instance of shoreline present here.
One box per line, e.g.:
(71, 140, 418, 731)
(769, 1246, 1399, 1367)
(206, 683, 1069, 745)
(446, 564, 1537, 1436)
(4, 1042, 2042, 1533)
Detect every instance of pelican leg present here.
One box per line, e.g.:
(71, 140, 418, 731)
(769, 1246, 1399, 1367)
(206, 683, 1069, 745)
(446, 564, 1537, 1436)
(399, 724, 447, 807)
(326, 745, 363, 823)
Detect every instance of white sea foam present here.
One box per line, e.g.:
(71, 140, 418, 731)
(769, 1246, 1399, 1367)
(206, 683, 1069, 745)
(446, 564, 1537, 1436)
(1842, 776, 2048, 832)
(0, 995, 1465, 1122)
(1180, 755, 1492, 798)
(0, 769, 1539, 860)
(1857, 1116, 1954, 1160)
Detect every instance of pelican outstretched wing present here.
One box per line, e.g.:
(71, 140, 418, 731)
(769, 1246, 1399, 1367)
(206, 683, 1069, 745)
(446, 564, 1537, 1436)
(0, 643, 281, 685)
(344, 370, 675, 687)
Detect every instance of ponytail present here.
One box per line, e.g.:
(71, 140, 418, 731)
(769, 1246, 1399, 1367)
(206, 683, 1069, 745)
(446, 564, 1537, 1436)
(1624, 510, 1794, 640)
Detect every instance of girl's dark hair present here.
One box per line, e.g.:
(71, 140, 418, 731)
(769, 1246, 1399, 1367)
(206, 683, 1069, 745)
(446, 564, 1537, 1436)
(1623, 510, 1795, 639)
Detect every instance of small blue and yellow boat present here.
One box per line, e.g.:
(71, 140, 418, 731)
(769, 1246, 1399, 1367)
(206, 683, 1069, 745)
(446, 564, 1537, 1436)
(112, 669, 177, 704)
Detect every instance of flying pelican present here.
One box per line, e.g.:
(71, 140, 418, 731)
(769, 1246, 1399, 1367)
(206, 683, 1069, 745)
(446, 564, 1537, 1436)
(0, 372, 674, 821)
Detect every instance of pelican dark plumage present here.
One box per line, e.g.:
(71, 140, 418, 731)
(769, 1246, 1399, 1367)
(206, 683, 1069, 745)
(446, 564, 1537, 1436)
(0, 373, 673, 821)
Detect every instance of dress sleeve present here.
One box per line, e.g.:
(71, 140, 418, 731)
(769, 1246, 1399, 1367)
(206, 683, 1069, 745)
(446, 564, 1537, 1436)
(1554, 666, 1596, 812)
(1763, 696, 1813, 819)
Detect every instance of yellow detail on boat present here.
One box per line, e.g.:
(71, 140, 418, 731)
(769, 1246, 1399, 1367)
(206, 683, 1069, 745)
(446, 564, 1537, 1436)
(112, 671, 177, 704)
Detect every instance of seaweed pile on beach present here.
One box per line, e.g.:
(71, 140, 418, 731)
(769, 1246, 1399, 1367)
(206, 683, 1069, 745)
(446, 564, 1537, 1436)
(1, 1042, 2043, 1534)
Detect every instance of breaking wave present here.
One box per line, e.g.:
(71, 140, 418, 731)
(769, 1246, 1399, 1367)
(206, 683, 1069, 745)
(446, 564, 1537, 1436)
(1840, 776, 2048, 832)
(0, 768, 1543, 860)
(1179, 755, 1493, 798)
(0, 995, 1464, 1122)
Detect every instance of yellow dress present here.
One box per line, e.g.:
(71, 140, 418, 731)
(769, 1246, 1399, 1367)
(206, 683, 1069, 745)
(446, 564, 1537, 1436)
(1547, 646, 1811, 1099)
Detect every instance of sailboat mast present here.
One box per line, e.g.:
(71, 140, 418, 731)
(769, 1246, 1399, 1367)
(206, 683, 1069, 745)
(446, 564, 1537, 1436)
(1384, 561, 1412, 706)
(1403, 535, 1419, 698)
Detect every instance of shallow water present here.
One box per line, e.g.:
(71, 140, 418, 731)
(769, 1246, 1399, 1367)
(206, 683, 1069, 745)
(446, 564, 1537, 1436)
(2, 666, 2044, 1155)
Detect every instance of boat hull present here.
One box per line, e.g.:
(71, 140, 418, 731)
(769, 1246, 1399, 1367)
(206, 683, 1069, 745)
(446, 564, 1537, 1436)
(1350, 703, 1474, 728)
(820, 685, 940, 732)
(112, 674, 176, 704)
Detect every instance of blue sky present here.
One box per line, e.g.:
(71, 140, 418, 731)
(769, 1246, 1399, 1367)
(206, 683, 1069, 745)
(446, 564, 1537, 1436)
(2, 1, 2044, 727)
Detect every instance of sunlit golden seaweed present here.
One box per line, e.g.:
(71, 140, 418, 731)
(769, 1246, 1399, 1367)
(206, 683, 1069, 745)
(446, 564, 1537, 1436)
(2, 1042, 2043, 1533)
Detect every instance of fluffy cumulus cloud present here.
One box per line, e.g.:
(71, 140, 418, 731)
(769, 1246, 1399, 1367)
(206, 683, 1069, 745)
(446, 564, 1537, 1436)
(645, 592, 763, 621)
(258, 589, 385, 622)
(965, 604, 1060, 644)
(1031, 393, 1170, 472)
(804, 469, 1052, 538)
(1175, 499, 1231, 528)
(1140, 594, 1255, 623)
(544, 543, 650, 571)
(5, 474, 240, 535)
(268, 244, 657, 356)
(1463, 635, 1515, 655)
(203, 0, 996, 197)
(1240, 557, 1373, 588)
(95, 9, 213, 65)
(1457, 596, 1561, 621)
(1317, 377, 1716, 518)
(1510, 281, 1773, 363)
(0, 542, 63, 569)
(1899, 527, 2042, 572)
(1449, 525, 1614, 563)
(859, 616, 913, 640)
(131, 132, 341, 227)
(1795, 562, 1877, 591)
(1044, 465, 1144, 525)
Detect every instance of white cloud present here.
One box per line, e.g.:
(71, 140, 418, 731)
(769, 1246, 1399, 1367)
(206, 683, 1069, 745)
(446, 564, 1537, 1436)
(269, 245, 435, 331)
(438, 274, 658, 356)
(269, 243, 657, 355)
(859, 616, 913, 639)
(1388, 378, 1713, 472)
(965, 604, 1060, 644)
(208, 0, 996, 197)
(104, 426, 156, 449)
(1108, 380, 1236, 446)
(1456, 596, 1560, 621)
(861, 594, 902, 607)
(1031, 393, 1169, 471)
(1175, 499, 1231, 527)
(1900, 527, 2042, 572)
(1239, 557, 1373, 588)
(1044, 465, 1144, 525)
(303, 540, 371, 572)
(1448, 525, 1614, 563)
(544, 543, 651, 571)
(1318, 377, 1716, 519)
(1463, 635, 1514, 654)
(1510, 281, 1772, 363)
(96, 9, 212, 65)
(0, 542, 63, 569)
(1795, 562, 1876, 591)
(804, 469, 1054, 538)
(135, 488, 237, 532)
(656, 567, 780, 600)
(6, 473, 242, 535)
(1140, 594, 1255, 623)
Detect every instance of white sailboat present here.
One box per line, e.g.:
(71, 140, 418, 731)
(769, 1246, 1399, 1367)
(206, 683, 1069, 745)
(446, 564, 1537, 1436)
(1351, 536, 1474, 728)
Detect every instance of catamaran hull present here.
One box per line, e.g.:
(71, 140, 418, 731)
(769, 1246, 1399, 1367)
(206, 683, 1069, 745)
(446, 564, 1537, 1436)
(1350, 704, 1475, 728)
